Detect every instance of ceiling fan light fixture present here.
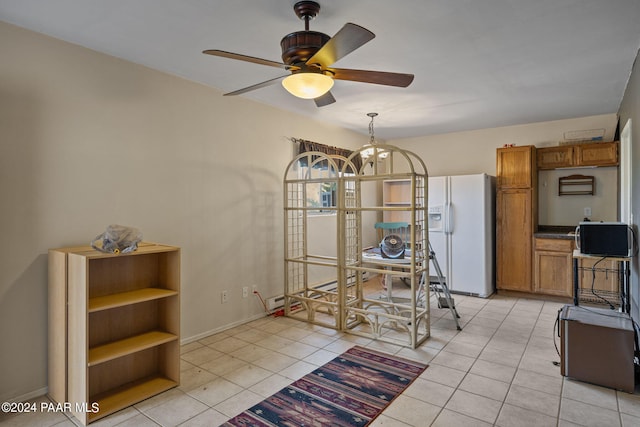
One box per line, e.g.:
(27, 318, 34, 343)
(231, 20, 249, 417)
(282, 72, 334, 99)
(204, 1, 411, 107)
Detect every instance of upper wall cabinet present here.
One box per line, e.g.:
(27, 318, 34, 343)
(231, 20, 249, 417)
(536, 145, 575, 169)
(575, 141, 619, 167)
(497, 145, 536, 189)
(537, 141, 619, 170)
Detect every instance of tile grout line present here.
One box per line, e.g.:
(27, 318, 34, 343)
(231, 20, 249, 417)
(424, 295, 506, 426)
(496, 300, 563, 426)
(467, 296, 525, 426)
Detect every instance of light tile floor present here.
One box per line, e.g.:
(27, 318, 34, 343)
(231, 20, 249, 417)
(3, 283, 640, 426)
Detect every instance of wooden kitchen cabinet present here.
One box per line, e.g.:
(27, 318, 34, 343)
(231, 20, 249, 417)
(577, 257, 620, 295)
(575, 141, 618, 167)
(496, 189, 534, 292)
(573, 251, 631, 311)
(497, 145, 536, 188)
(496, 145, 537, 292)
(537, 141, 618, 169)
(534, 238, 574, 297)
(536, 146, 574, 169)
(49, 243, 180, 425)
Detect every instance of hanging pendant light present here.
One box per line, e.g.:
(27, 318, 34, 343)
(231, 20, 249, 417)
(361, 112, 388, 159)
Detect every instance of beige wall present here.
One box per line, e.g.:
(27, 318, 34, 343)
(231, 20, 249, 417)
(389, 114, 620, 229)
(0, 21, 367, 402)
(538, 167, 618, 225)
(389, 114, 618, 177)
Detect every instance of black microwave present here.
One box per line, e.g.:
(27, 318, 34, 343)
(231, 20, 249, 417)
(576, 222, 631, 257)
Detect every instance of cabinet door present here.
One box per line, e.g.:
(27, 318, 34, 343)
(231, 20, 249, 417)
(496, 189, 532, 291)
(537, 146, 574, 169)
(497, 146, 535, 188)
(575, 142, 618, 167)
(534, 239, 574, 297)
(578, 257, 619, 294)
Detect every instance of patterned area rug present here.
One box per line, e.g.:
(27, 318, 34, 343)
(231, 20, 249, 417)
(222, 345, 428, 426)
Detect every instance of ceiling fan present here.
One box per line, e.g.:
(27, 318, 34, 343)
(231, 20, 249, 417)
(203, 1, 414, 107)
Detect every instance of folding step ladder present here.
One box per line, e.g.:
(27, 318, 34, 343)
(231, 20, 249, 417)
(426, 241, 461, 330)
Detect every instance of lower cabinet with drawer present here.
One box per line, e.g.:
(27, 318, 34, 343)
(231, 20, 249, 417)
(534, 237, 575, 297)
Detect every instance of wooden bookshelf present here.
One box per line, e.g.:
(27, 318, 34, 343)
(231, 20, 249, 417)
(48, 242, 180, 425)
(88, 331, 178, 366)
(88, 376, 177, 423)
(89, 288, 178, 312)
(382, 179, 412, 222)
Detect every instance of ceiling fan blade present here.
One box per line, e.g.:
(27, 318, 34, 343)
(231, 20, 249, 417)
(330, 68, 414, 87)
(224, 75, 289, 96)
(203, 49, 299, 71)
(306, 23, 375, 67)
(314, 91, 336, 107)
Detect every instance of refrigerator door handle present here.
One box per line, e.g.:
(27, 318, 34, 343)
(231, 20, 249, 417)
(445, 202, 454, 234)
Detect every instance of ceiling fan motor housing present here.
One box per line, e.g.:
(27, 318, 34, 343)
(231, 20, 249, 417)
(280, 31, 330, 67)
(282, 1, 328, 68)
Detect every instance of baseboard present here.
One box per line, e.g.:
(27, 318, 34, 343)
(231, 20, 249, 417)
(180, 312, 269, 345)
(1, 386, 48, 404)
(495, 289, 572, 303)
(3, 314, 272, 403)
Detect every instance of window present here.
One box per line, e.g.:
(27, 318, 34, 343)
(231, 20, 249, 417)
(292, 138, 360, 215)
(295, 159, 339, 214)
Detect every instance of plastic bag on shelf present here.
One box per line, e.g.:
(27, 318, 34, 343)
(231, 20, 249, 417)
(91, 224, 143, 254)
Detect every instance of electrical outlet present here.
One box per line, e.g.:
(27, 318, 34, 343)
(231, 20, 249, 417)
(221, 290, 228, 304)
(242, 286, 249, 298)
(584, 207, 592, 217)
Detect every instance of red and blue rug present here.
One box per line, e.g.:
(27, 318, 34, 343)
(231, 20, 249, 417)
(222, 345, 428, 426)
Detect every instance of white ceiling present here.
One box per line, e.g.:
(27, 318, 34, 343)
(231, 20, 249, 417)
(1, 0, 639, 140)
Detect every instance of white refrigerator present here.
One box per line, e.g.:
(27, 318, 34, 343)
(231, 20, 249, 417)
(428, 173, 496, 297)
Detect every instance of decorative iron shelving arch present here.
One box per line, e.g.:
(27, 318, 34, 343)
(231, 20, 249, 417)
(283, 141, 430, 348)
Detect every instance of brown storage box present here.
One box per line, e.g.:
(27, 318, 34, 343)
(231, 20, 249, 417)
(560, 305, 635, 393)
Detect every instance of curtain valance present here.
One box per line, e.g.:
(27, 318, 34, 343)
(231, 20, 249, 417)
(292, 138, 362, 172)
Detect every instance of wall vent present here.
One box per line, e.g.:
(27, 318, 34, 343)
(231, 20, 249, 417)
(563, 129, 605, 141)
